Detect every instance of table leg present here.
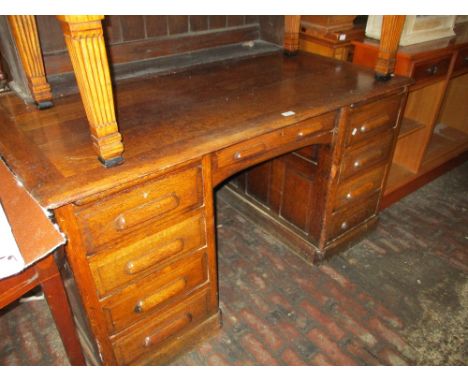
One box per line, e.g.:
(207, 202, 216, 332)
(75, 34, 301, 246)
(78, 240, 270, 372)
(56, 15, 124, 168)
(7, 16, 53, 109)
(284, 16, 301, 56)
(38, 256, 87, 366)
(375, 16, 406, 81)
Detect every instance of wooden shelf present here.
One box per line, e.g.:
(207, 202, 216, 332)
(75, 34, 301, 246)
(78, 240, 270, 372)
(385, 126, 468, 196)
(398, 117, 426, 139)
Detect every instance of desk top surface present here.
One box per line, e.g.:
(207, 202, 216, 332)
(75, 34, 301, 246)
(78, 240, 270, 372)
(0, 52, 410, 209)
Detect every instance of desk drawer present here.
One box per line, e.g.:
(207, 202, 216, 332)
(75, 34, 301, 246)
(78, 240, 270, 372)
(212, 112, 334, 183)
(334, 164, 386, 211)
(327, 192, 380, 242)
(88, 212, 207, 296)
(101, 250, 208, 334)
(346, 93, 402, 147)
(340, 129, 393, 180)
(412, 54, 452, 83)
(75, 165, 203, 251)
(453, 47, 468, 74)
(112, 288, 210, 365)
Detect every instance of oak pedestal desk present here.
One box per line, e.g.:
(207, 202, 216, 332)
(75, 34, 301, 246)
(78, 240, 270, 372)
(0, 52, 410, 365)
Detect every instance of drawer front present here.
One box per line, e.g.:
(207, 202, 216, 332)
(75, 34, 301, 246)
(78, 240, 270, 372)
(89, 213, 207, 296)
(334, 164, 386, 211)
(112, 288, 210, 365)
(453, 47, 468, 74)
(412, 54, 452, 83)
(75, 165, 203, 251)
(282, 112, 335, 142)
(327, 192, 380, 242)
(346, 93, 402, 147)
(101, 250, 208, 334)
(212, 112, 335, 184)
(340, 129, 393, 180)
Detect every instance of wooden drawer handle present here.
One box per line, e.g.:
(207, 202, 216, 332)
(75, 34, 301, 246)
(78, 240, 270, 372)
(143, 313, 192, 348)
(134, 277, 187, 314)
(114, 193, 180, 231)
(233, 143, 267, 161)
(125, 238, 184, 275)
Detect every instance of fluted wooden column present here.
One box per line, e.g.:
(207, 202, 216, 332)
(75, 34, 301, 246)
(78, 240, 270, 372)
(8, 15, 53, 108)
(56, 15, 124, 168)
(284, 16, 301, 56)
(375, 15, 406, 81)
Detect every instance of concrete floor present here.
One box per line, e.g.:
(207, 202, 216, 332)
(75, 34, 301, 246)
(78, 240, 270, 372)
(1, 162, 467, 365)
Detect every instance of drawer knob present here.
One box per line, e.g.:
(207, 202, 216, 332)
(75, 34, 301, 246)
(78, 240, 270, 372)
(234, 151, 242, 160)
(346, 192, 352, 200)
(351, 128, 358, 136)
(353, 160, 361, 168)
(341, 221, 348, 230)
(426, 65, 439, 75)
(297, 131, 304, 137)
(115, 215, 127, 230)
(360, 125, 367, 133)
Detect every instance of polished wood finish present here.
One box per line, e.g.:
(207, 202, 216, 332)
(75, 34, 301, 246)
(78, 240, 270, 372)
(284, 16, 301, 55)
(353, 22, 468, 207)
(7, 16, 53, 108)
(56, 15, 124, 167)
(374, 16, 406, 79)
(0, 51, 410, 364)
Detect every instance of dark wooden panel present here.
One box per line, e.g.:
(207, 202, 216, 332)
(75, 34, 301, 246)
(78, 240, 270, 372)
(36, 15, 66, 53)
(227, 16, 245, 27)
(245, 15, 259, 25)
(209, 16, 226, 29)
(120, 16, 146, 42)
(190, 16, 208, 32)
(103, 15, 123, 44)
(145, 16, 168, 38)
(43, 25, 260, 75)
(168, 16, 188, 35)
(246, 162, 271, 205)
(280, 169, 311, 232)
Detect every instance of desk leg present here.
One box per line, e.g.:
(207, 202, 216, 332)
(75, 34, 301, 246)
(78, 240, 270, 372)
(38, 256, 87, 366)
(56, 15, 124, 168)
(7, 16, 53, 109)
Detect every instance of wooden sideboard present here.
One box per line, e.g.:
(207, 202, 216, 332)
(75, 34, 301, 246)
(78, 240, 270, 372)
(0, 51, 410, 364)
(353, 22, 468, 207)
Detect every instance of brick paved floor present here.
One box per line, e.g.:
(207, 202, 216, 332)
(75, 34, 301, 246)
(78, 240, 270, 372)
(1, 162, 467, 365)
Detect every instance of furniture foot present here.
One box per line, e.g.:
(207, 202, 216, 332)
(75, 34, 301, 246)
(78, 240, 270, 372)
(374, 16, 406, 78)
(98, 155, 124, 168)
(37, 100, 54, 110)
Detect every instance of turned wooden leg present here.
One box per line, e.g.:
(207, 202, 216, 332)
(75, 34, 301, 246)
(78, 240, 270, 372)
(37, 256, 87, 366)
(56, 15, 124, 167)
(284, 16, 301, 56)
(8, 15, 53, 109)
(374, 15, 406, 81)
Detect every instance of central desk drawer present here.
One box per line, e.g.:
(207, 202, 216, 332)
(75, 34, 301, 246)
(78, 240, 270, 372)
(345, 93, 402, 147)
(75, 165, 203, 251)
(88, 212, 207, 296)
(101, 249, 208, 334)
(111, 288, 210, 365)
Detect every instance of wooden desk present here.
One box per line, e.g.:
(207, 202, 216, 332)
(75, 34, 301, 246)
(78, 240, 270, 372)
(0, 51, 410, 365)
